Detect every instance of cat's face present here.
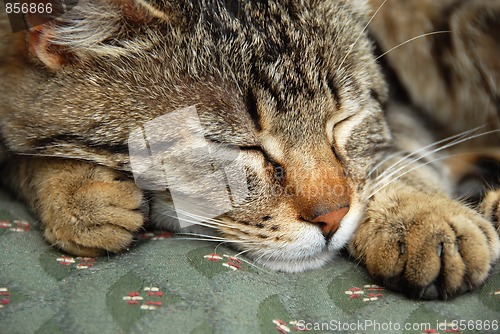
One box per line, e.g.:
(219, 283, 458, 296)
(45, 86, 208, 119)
(2, 0, 391, 272)
(130, 0, 392, 271)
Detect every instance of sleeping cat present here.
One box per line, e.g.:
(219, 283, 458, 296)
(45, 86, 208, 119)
(0, 0, 499, 300)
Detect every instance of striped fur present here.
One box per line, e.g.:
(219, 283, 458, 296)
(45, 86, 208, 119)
(0, 0, 498, 299)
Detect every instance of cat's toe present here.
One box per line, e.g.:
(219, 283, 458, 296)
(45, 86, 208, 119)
(42, 171, 145, 256)
(480, 189, 500, 232)
(407, 213, 498, 299)
(351, 192, 500, 299)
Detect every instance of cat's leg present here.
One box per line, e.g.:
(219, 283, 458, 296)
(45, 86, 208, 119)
(349, 105, 500, 299)
(349, 161, 500, 299)
(2, 156, 144, 256)
(349, 175, 500, 299)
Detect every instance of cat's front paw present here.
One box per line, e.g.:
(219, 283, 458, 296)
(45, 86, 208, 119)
(350, 189, 500, 299)
(38, 161, 145, 257)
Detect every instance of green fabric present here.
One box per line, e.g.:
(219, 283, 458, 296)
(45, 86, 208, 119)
(0, 187, 499, 334)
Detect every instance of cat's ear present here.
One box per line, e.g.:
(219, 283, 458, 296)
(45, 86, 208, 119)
(26, 0, 178, 70)
(454, 1, 500, 97)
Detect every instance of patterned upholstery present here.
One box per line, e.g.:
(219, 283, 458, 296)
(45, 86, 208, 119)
(1, 188, 499, 333)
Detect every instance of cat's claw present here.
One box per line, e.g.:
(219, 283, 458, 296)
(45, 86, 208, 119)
(399, 241, 406, 255)
(350, 189, 500, 300)
(437, 243, 443, 257)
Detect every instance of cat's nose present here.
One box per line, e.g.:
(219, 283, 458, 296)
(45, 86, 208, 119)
(310, 206, 349, 240)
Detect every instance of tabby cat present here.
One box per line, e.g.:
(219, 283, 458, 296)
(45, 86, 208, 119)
(0, 0, 499, 300)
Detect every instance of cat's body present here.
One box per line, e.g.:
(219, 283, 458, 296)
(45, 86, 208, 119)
(0, 0, 499, 299)
(369, 0, 500, 142)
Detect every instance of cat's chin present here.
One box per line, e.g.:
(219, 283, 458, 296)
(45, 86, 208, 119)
(149, 194, 365, 275)
(248, 202, 366, 273)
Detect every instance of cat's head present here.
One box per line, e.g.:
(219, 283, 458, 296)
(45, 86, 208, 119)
(11, 0, 391, 272)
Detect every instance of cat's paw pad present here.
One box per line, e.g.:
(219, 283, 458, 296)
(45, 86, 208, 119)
(480, 189, 500, 233)
(351, 192, 500, 299)
(42, 167, 144, 257)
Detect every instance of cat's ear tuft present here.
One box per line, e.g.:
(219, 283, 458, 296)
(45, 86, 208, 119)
(26, 0, 179, 70)
(27, 22, 71, 70)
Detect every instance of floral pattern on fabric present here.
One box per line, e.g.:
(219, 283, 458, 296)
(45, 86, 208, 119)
(0, 189, 499, 334)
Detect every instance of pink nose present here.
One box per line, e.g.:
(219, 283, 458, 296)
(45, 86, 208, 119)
(311, 207, 349, 239)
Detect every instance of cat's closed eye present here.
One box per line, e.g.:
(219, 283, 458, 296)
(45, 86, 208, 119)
(1, 0, 498, 301)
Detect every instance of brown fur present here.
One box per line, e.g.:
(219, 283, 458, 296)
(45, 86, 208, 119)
(0, 0, 499, 300)
(368, 0, 500, 142)
(2, 156, 144, 256)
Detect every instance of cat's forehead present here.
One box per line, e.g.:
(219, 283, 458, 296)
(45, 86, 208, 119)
(131, 0, 372, 83)
(154, 1, 374, 108)
(76, 0, 381, 145)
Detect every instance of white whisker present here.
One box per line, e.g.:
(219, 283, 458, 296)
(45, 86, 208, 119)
(161, 213, 228, 231)
(369, 129, 498, 194)
(234, 248, 252, 257)
(368, 150, 409, 177)
(214, 241, 225, 255)
(233, 252, 277, 275)
(368, 149, 494, 204)
(251, 251, 269, 268)
(339, 0, 389, 71)
(368, 153, 463, 198)
(174, 207, 230, 225)
(173, 237, 245, 244)
(176, 232, 224, 239)
(171, 236, 276, 272)
(371, 127, 481, 181)
(375, 31, 451, 61)
(173, 208, 234, 229)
